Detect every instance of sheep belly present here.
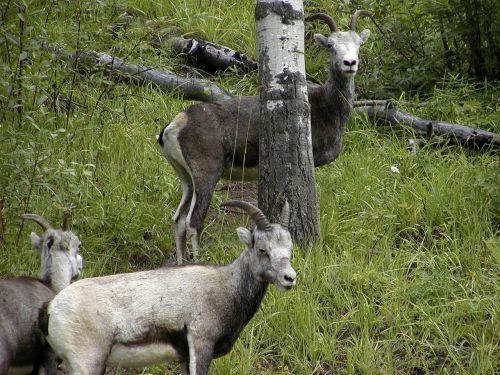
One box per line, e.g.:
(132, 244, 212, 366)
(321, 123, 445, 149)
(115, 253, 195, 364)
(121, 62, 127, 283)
(107, 342, 181, 368)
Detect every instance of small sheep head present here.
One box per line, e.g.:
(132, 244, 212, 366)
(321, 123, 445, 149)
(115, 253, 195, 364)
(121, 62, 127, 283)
(221, 200, 296, 291)
(308, 10, 372, 76)
(22, 213, 83, 292)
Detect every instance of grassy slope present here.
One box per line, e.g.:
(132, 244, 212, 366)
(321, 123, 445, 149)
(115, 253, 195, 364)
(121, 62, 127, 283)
(0, 1, 498, 374)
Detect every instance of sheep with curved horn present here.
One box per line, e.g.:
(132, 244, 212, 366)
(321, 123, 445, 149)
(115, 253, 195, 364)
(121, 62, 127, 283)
(0, 213, 83, 375)
(158, 10, 373, 264)
(47, 201, 295, 375)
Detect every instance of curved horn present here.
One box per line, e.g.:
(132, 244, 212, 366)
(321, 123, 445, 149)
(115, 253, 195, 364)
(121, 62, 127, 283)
(306, 13, 338, 33)
(221, 200, 272, 231)
(22, 214, 54, 230)
(62, 210, 71, 231)
(350, 10, 373, 31)
(62, 204, 76, 231)
(280, 201, 290, 229)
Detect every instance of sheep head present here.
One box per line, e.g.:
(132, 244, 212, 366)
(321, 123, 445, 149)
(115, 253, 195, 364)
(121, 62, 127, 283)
(221, 200, 296, 291)
(308, 10, 372, 77)
(23, 213, 83, 292)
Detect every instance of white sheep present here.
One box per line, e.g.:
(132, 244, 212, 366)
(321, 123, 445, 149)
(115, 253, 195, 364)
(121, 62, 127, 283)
(47, 201, 295, 375)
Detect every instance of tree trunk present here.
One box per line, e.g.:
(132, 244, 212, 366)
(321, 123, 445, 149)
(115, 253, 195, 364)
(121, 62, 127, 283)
(464, 0, 485, 78)
(256, 0, 320, 245)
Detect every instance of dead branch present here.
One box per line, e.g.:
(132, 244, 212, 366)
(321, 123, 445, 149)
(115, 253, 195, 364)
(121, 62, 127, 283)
(152, 36, 258, 73)
(354, 99, 427, 108)
(43, 43, 234, 102)
(356, 103, 500, 149)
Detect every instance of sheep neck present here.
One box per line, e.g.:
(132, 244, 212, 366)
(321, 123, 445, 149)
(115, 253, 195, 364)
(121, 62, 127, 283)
(227, 249, 268, 321)
(323, 69, 355, 124)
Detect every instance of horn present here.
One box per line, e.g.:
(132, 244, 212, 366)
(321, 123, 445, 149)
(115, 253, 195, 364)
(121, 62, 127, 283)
(350, 10, 373, 31)
(221, 200, 272, 231)
(61, 204, 76, 231)
(22, 214, 54, 230)
(306, 13, 338, 33)
(280, 201, 290, 229)
(62, 211, 71, 231)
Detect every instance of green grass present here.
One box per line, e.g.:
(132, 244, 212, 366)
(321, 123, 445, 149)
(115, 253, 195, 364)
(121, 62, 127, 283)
(1, 1, 498, 374)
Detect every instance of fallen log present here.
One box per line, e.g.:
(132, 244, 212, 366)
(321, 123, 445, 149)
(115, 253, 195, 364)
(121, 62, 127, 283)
(356, 103, 500, 149)
(152, 36, 258, 73)
(43, 43, 234, 102)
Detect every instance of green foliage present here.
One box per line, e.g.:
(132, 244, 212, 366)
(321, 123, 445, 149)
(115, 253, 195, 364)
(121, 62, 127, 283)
(306, 0, 500, 96)
(0, 1, 498, 374)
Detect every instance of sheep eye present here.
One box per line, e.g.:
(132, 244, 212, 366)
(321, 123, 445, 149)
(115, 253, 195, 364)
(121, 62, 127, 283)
(258, 248, 267, 256)
(327, 43, 333, 49)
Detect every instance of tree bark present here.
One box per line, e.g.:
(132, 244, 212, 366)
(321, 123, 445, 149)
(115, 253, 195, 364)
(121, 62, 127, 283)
(256, 0, 320, 245)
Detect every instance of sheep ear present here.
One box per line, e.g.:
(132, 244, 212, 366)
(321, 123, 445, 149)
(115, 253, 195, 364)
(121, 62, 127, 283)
(30, 232, 43, 251)
(236, 227, 253, 248)
(360, 29, 370, 44)
(45, 235, 54, 250)
(314, 34, 329, 48)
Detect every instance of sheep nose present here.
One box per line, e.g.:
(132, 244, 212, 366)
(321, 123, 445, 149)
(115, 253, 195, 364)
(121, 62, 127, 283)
(284, 275, 294, 283)
(283, 269, 297, 286)
(343, 59, 357, 67)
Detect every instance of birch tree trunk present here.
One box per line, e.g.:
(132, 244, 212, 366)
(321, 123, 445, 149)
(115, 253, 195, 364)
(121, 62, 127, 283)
(256, 0, 320, 245)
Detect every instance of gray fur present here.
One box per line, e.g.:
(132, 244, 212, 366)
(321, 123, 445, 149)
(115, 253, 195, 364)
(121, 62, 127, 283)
(47, 201, 295, 375)
(158, 11, 371, 263)
(0, 215, 83, 375)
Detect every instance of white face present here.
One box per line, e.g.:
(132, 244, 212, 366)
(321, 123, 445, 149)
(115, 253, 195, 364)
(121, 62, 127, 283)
(315, 29, 370, 76)
(31, 229, 83, 288)
(64, 232, 83, 280)
(238, 224, 296, 291)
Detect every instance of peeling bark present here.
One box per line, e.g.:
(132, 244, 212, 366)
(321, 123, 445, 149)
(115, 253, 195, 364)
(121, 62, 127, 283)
(256, 0, 320, 245)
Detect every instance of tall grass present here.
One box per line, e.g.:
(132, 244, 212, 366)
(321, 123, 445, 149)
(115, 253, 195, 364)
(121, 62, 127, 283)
(0, 1, 498, 374)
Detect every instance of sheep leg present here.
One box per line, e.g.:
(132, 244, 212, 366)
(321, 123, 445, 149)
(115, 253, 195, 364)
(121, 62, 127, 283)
(60, 348, 108, 375)
(185, 168, 222, 260)
(187, 334, 213, 375)
(180, 362, 189, 375)
(168, 158, 194, 264)
(0, 354, 11, 375)
(39, 345, 58, 375)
